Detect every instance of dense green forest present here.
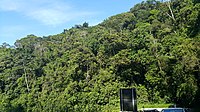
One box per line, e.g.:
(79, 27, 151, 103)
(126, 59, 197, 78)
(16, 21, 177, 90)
(0, 0, 200, 111)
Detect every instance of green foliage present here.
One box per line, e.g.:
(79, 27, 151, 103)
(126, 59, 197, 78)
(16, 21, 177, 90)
(0, 0, 200, 111)
(138, 103, 172, 109)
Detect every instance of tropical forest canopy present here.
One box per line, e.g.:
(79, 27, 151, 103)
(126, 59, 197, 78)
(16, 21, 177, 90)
(0, 0, 200, 111)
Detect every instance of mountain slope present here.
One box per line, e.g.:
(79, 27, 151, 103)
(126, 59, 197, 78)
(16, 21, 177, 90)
(0, 0, 200, 111)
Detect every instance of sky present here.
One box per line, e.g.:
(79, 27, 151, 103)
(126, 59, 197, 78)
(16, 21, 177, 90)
(0, 0, 143, 45)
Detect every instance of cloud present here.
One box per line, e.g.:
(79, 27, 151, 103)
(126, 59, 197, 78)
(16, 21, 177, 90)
(0, 25, 26, 35)
(0, 0, 22, 11)
(29, 9, 71, 26)
(89, 20, 102, 26)
(0, 25, 27, 44)
(0, 0, 96, 26)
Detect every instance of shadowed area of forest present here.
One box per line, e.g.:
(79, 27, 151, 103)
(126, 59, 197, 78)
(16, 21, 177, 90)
(0, 0, 200, 111)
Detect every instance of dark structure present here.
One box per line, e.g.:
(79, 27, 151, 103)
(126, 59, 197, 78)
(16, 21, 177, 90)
(120, 88, 137, 112)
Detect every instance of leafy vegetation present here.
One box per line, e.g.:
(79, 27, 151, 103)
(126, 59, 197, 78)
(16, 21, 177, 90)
(0, 0, 200, 111)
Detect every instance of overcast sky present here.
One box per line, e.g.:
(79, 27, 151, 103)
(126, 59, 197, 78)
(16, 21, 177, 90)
(0, 0, 143, 45)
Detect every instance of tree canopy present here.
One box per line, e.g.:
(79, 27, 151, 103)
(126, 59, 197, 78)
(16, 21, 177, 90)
(0, 0, 200, 111)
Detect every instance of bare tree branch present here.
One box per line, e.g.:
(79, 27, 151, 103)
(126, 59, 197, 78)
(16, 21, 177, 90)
(23, 62, 30, 92)
(166, 0, 176, 21)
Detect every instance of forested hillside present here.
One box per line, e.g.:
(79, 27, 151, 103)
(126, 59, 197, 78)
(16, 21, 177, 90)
(0, 0, 200, 111)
